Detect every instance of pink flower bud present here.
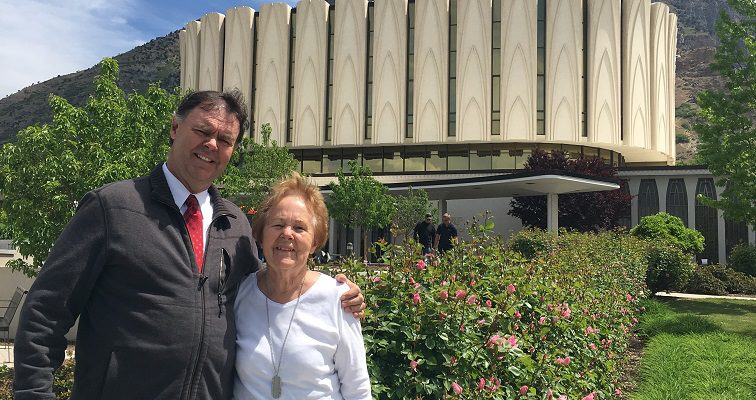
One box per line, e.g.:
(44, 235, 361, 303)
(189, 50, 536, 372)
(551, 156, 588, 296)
(412, 292, 421, 305)
(409, 359, 418, 371)
(452, 382, 463, 395)
(514, 310, 522, 319)
(466, 295, 477, 304)
(478, 378, 485, 390)
(416, 259, 427, 270)
(439, 290, 449, 301)
(519, 385, 529, 395)
(455, 289, 467, 300)
(485, 299, 492, 307)
(507, 283, 516, 295)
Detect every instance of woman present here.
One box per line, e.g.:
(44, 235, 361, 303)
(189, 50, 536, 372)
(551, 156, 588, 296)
(234, 173, 371, 399)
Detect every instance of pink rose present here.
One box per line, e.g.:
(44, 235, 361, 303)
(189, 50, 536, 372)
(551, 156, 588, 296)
(507, 335, 518, 348)
(452, 382, 463, 395)
(466, 295, 477, 304)
(514, 310, 522, 319)
(409, 359, 418, 371)
(415, 259, 426, 270)
(485, 299, 493, 307)
(582, 393, 595, 400)
(439, 290, 449, 301)
(519, 385, 529, 395)
(507, 283, 516, 295)
(455, 289, 467, 300)
(412, 292, 421, 305)
(478, 378, 485, 390)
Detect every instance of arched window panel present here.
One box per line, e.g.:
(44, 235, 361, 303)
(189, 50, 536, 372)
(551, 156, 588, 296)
(665, 178, 688, 226)
(695, 178, 718, 264)
(617, 180, 632, 229)
(724, 182, 749, 261)
(638, 179, 659, 219)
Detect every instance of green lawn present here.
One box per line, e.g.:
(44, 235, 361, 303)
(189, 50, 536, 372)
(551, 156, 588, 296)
(631, 298, 756, 399)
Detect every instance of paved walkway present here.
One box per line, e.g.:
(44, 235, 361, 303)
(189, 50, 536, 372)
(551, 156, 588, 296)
(655, 291, 756, 301)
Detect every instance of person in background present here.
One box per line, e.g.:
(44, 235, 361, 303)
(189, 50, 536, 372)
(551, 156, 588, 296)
(13, 90, 364, 400)
(234, 172, 371, 399)
(413, 213, 436, 255)
(434, 212, 459, 253)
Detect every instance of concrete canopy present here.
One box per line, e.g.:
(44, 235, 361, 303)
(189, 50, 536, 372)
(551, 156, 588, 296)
(318, 170, 621, 233)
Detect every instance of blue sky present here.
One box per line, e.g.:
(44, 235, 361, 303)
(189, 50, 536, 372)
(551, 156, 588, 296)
(0, 0, 296, 99)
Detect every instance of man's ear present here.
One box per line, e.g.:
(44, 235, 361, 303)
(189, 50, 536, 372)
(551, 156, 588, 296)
(170, 117, 179, 140)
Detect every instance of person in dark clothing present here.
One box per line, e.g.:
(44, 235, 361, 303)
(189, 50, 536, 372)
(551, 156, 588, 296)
(12, 90, 365, 400)
(434, 212, 459, 253)
(413, 213, 436, 254)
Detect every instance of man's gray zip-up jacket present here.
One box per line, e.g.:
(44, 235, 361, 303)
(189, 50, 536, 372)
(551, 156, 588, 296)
(13, 165, 259, 399)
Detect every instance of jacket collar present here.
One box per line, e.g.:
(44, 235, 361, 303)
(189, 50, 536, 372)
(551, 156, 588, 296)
(149, 164, 235, 220)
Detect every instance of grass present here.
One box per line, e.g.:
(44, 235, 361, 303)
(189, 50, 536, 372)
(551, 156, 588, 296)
(631, 298, 756, 399)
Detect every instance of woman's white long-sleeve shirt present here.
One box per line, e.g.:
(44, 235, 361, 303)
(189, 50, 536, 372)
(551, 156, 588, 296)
(233, 272, 372, 400)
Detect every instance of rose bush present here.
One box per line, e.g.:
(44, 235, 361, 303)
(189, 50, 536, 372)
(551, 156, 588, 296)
(320, 220, 648, 399)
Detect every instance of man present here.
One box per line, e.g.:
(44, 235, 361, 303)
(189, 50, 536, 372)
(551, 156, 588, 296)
(434, 212, 458, 253)
(413, 213, 436, 255)
(13, 90, 363, 400)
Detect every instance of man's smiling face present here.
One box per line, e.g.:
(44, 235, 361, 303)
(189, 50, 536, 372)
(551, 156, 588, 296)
(166, 101, 239, 193)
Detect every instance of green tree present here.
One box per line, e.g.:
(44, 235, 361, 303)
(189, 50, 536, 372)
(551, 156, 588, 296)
(220, 122, 299, 215)
(327, 160, 394, 261)
(630, 212, 705, 255)
(0, 58, 181, 277)
(694, 0, 756, 225)
(390, 187, 434, 241)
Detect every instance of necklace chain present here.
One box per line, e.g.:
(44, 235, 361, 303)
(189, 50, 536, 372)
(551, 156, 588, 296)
(263, 271, 306, 399)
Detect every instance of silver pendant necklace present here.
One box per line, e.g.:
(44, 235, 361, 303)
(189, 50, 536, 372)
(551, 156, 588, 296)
(264, 272, 306, 399)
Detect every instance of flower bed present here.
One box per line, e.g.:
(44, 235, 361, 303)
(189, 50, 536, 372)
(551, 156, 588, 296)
(321, 223, 648, 399)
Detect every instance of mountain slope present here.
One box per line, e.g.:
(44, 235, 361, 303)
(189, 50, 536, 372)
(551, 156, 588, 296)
(0, 31, 180, 145)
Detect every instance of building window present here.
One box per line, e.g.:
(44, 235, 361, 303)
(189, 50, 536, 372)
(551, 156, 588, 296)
(726, 218, 749, 261)
(325, 6, 335, 142)
(365, 3, 375, 140)
(406, 2, 415, 138)
(536, 0, 546, 135)
(617, 180, 632, 229)
(581, 2, 587, 138)
(695, 178, 719, 264)
(665, 178, 688, 226)
(448, 0, 457, 137)
(286, 10, 297, 143)
(251, 12, 260, 138)
(638, 179, 659, 220)
(491, 0, 501, 136)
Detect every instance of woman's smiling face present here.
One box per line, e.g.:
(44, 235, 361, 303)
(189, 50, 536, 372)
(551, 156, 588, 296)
(261, 194, 317, 271)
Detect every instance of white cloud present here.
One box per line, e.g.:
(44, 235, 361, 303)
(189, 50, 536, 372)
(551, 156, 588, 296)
(0, 0, 147, 98)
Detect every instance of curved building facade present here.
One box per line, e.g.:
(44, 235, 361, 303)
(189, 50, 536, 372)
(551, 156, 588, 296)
(180, 0, 678, 173)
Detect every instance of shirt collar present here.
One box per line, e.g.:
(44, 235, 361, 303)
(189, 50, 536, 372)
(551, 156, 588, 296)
(162, 163, 210, 210)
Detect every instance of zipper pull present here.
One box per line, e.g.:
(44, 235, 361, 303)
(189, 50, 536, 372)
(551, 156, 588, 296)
(197, 275, 209, 291)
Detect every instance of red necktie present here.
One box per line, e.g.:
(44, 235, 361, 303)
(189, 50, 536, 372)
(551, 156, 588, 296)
(183, 194, 204, 273)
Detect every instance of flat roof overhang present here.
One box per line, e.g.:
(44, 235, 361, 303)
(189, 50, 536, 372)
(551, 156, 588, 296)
(318, 169, 620, 198)
(317, 170, 620, 233)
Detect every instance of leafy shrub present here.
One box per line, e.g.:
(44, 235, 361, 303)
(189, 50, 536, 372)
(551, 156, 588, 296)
(322, 224, 648, 399)
(676, 102, 697, 118)
(630, 213, 705, 255)
(0, 364, 11, 400)
(685, 266, 727, 295)
(646, 244, 695, 294)
(508, 228, 556, 259)
(675, 132, 690, 144)
(728, 244, 756, 277)
(0, 356, 76, 399)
